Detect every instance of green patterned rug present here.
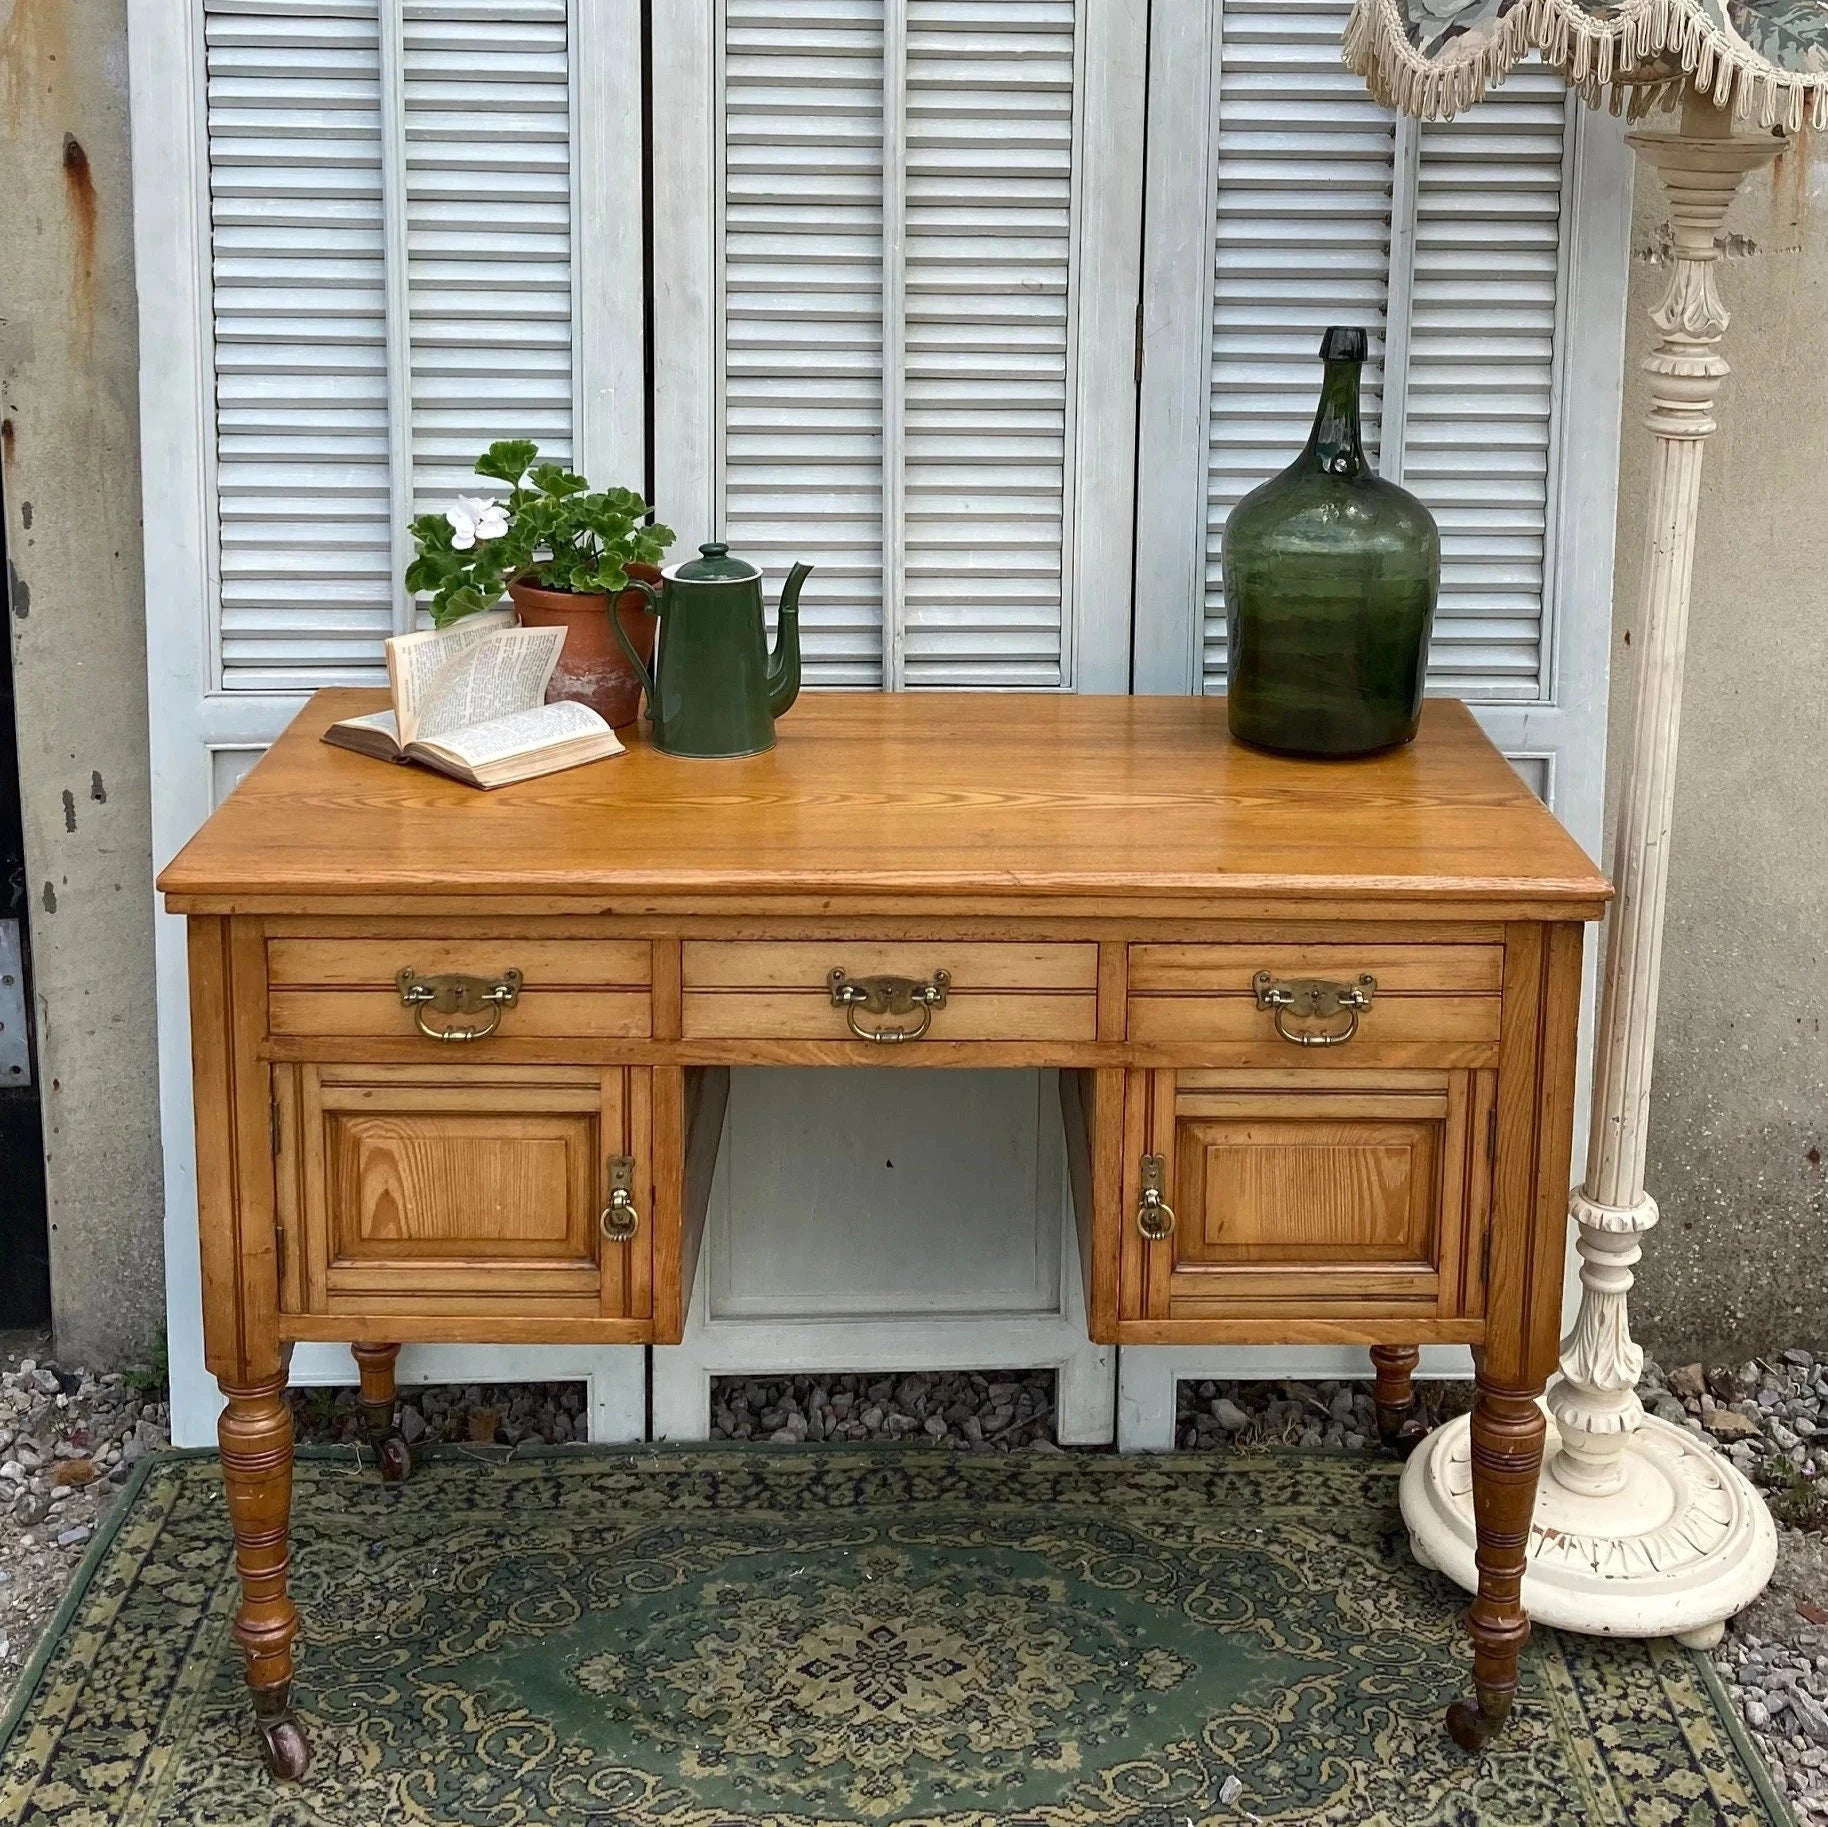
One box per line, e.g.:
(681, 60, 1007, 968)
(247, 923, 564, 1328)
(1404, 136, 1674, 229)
(0, 1447, 1792, 1827)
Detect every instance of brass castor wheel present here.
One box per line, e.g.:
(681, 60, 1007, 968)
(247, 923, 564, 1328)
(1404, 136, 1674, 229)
(1446, 1693, 1511, 1753)
(254, 1694, 311, 1781)
(1375, 1406, 1427, 1460)
(376, 1431, 412, 1485)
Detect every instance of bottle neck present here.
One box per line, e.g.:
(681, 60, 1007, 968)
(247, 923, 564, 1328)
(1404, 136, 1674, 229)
(1304, 357, 1366, 477)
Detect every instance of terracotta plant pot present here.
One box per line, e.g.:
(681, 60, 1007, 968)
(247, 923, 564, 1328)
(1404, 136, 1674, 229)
(506, 562, 660, 729)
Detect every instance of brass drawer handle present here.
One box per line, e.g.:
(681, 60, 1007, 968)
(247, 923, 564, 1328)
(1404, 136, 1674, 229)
(828, 967, 950, 1044)
(601, 1155, 640, 1242)
(396, 967, 522, 1043)
(1252, 970, 1376, 1048)
(1137, 1153, 1175, 1241)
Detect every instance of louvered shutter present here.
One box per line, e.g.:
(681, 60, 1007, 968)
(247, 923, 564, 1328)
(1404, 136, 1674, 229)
(1203, 0, 1396, 682)
(722, 1, 885, 684)
(403, 3, 577, 512)
(1192, 0, 1575, 703)
(1404, 69, 1567, 696)
(204, 0, 581, 691)
(707, 0, 1115, 689)
(206, 4, 393, 688)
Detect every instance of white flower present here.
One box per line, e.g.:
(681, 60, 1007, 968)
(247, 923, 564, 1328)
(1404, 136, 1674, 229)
(447, 495, 509, 551)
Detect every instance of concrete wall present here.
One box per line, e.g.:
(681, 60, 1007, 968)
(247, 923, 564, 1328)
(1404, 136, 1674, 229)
(0, 0, 163, 1364)
(1615, 138, 1828, 1364)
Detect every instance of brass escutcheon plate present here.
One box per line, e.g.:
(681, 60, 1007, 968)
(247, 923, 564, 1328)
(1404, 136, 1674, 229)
(1252, 970, 1377, 1048)
(396, 968, 523, 1042)
(827, 967, 951, 1043)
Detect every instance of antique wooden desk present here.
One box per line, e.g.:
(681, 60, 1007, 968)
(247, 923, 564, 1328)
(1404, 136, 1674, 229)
(159, 691, 1607, 1778)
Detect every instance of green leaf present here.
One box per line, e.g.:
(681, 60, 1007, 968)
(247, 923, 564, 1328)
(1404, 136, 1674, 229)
(528, 462, 590, 499)
(474, 439, 539, 485)
(408, 511, 456, 552)
(433, 583, 499, 628)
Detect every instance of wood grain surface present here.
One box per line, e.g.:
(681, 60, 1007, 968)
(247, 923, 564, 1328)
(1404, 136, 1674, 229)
(159, 693, 1609, 916)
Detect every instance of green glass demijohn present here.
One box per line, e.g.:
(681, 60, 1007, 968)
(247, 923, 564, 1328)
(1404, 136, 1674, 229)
(1221, 326, 1440, 758)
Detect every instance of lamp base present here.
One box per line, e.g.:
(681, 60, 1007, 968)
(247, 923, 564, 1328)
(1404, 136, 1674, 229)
(1402, 1410, 1776, 1644)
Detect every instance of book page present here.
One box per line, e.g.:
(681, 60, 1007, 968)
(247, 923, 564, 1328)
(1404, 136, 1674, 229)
(338, 708, 399, 742)
(321, 706, 405, 763)
(413, 626, 567, 743)
(384, 608, 515, 745)
(412, 698, 619, 769)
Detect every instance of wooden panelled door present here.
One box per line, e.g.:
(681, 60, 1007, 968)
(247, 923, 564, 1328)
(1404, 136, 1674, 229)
(1122, 1069, 1495, 1326)
(273, 1065, 654, 1329)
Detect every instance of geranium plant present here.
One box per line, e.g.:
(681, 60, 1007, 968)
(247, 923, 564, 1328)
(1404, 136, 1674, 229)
(405, 440, 675, 629)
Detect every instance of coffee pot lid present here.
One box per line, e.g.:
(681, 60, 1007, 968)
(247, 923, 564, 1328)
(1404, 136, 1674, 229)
(663, 540, 761, 585)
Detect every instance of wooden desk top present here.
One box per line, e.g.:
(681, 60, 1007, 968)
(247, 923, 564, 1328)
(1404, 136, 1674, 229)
(158, 691, 1609, 918)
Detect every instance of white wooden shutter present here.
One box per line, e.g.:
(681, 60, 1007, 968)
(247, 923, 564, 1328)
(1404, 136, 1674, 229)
(402, 1, 577, 512)
(204, 0, 586, 691)
(1201, 0, 1396, 682)
(664, 0, 1141, 690)
(722, 0, 886, 684)
(901, 1, 1077, 687)
(138, 0, 644, 1444)
(1404, 69, 1568, 697)
(206, 4, 394, 689)
(1152, 0, 1580, 709)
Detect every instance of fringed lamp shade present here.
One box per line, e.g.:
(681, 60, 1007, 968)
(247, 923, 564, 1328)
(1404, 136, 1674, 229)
(1345, 0, 1828, 127)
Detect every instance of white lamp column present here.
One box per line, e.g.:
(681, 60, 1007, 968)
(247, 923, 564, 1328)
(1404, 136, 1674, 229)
(1402, 90, 1779, 1642)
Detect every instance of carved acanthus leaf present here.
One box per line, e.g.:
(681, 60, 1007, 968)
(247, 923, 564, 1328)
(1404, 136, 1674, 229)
(1652, 259, 1730, 346)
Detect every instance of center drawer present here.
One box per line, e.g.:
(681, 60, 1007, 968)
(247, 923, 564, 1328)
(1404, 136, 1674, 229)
(681, 941, 1099, 1042)
(267, 937, 653, 1041)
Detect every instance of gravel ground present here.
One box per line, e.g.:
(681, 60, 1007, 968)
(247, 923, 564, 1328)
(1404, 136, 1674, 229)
(2, 1328, 1824, 1819)
(0, 1330, 172, 1719)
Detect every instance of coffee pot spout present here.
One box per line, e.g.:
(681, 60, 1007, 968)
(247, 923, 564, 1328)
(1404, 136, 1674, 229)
(767, 562, 810, 719)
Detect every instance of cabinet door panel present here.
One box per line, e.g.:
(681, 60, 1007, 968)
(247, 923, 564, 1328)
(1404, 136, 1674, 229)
(1175, 1112, 1441, 1267)
(1129, 1072, 1485, 1322)
(280, 1064, 652, 1324)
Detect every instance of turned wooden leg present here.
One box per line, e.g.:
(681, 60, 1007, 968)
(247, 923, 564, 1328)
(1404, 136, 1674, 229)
(1369, 1344, 1425, 1457)
(218, 1372, 310, 1781)
(351, 1341, 411, 1483)
(1448, 1376, 1546, 1752)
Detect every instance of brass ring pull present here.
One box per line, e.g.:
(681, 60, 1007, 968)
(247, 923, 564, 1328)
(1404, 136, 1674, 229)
(601, 1156, 639, 1242)
(397, 968, 522, 1043)
(1252, 970, 1376, 1049)
(1137, 1153, 1175, 1241)
(828, 968, 950, 1044)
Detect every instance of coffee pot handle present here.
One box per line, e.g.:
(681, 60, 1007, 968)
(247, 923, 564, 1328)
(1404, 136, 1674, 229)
(611, 578, 661, 709)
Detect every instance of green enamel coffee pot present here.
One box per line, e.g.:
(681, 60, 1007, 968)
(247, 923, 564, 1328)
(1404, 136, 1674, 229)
(615, 543, 809, 758)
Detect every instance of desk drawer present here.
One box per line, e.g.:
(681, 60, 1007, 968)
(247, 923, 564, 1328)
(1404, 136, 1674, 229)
(681, 940, 1098, 1043)
(1127, 943, 1502, 1063)
(267, 937, 652, 1042)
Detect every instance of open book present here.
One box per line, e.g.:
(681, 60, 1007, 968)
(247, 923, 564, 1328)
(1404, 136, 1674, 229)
(323, 609, 625, 788)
